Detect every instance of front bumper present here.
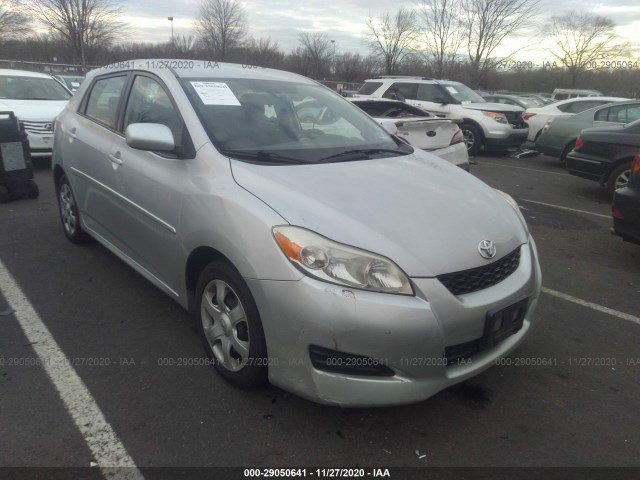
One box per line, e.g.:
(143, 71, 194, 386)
(25, 132, 54, 157)
(483, 129, 528, 149)
(247, 238, 542, 406)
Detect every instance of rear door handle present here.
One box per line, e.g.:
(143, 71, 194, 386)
(68, 127, 77, 139)
(109, 152, 123, 165)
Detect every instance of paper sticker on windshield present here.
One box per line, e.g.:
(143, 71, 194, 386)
(191, 82, 241, 106)
(445, 86, 458, 94)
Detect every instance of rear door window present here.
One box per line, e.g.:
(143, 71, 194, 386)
(385, 83, 418, 101)
(83, 75, 128, 129)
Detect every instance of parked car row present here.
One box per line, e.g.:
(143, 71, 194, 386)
(354, 76, 528, 155)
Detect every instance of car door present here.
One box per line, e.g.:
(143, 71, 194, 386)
(60, 73, 129, 241)
(107, 73, 194, 293)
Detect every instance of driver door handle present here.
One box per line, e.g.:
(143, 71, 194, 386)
(109, 152, 123, 165)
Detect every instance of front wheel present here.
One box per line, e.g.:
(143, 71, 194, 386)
(606, 162, 632, 199)
(195, 260, 268, 388)
(57, 174, 90, 244)
(460, 124, 483, 156)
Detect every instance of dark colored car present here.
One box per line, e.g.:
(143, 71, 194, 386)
(612, 153, 640, 245)
(566, 119, 640, 198)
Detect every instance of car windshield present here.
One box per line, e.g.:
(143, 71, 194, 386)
(182, 78, 410, 164)
(0, 75, 71, 100)
(441, 83, 485, 104)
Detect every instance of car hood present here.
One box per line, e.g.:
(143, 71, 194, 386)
(0, 99, 68, 121)
(230, 151, 527, 277)
(462, 102, 524, 113)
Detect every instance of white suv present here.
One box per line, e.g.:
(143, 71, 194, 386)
(354, 77, 528, 155)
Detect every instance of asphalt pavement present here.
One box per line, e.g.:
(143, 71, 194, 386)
(1, 153, 639, 473)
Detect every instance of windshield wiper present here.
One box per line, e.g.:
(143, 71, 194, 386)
(221, 149, 307, 165)
(317, 148, 410, 163)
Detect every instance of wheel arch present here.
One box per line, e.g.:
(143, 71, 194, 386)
(53, 164, 66, 190)
(602, 156, 635, 186)
(185, 246, 234, 312)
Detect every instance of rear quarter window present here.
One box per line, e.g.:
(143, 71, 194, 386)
(357, 82, 383, 95)
(83, 75, 128, 129)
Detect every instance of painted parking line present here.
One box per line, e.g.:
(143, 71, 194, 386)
(519, 198, 611, 219)
(542, 287, 640, 326)
(478, 161, 573, 176)
(0, 259, 143, 478)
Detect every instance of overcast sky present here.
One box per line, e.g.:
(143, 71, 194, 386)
(119, 0, 640, 61)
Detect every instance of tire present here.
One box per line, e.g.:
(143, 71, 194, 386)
(195, 260, 268, 388)
(57, 174, 90, 244)
(606, 162, 633, 199)
(27, 179, 39, 199)
(460, 123, 483, 156)
(559, 141, 575, 164)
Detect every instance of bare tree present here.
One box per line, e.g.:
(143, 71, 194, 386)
(416, 0, 463, 78)
(545, 11, 627, 87)
(297, 32, 333, 78)
(245, 37, 285, 68)
(23, 0, 126, 69)
(334, 52, 378, 82)
(460, 0, 540, 86)
(195, 0, 247, 61)
(365, 8, 418, 75)
(0, 0, 33, 42)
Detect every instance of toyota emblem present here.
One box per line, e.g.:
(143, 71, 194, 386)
(478, 240, 497, 259)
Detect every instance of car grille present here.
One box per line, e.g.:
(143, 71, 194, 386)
(504, 111, 526, 129)
(21, 121, 53, 134)
(437, 247, 521, 296)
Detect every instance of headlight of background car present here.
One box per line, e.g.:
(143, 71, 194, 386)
(273, 226, 413, 295)
(495, 189, 529, 233)
(482, 111, 508, 124)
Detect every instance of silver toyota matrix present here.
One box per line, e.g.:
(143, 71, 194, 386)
(52, 60, 542, 406)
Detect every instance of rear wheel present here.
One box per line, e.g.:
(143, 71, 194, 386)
(57, 174, 90, 244)
(195, 260, 268, 388)
(460, 124, 483, 156)
(606, 162, 632, 199)
(559, 141, 575, 164)
(27, 180, 39, 199)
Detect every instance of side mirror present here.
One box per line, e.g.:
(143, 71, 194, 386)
(125, 123, 175, 152)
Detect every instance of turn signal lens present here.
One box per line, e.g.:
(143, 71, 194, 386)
(633, 153, 640, 173)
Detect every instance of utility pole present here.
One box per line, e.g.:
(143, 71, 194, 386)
(168, 17, 174, 42)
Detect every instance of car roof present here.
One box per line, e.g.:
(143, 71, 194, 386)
(552, 96, 630, 106)
(364, 77, 460, 85)
(0, 68, 56, 79)
(90, 59, 316, 85)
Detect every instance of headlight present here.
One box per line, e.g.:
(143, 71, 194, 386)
(482, 111, 508, 124)
(273, 226, 413, 295)
(495, 189, 528, 232)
